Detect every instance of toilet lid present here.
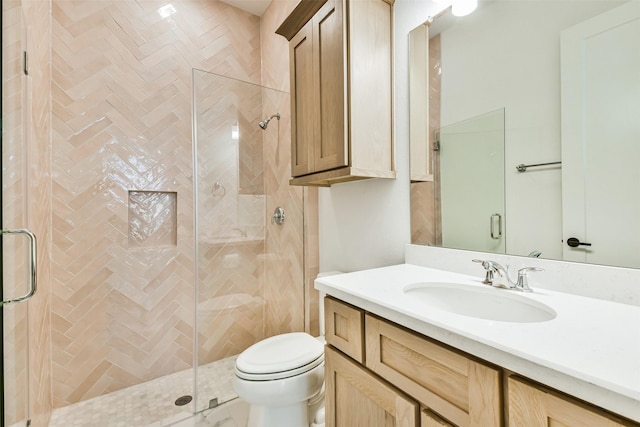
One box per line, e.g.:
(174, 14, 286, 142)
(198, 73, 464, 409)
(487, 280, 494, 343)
(236, 332, 324, 377)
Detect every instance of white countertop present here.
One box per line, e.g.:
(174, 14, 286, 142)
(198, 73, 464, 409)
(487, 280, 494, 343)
(315, 263, 640, 422)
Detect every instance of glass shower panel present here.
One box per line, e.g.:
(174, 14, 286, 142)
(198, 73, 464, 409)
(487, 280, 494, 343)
(192, 70, 288, 412)
(438, 108, 506, 254)
(2, 1, 30, 425)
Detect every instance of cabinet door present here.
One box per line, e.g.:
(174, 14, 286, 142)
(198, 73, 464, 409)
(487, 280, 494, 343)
(324, 297, 364, 363)
(290, 21, 316, 177)
(312, 0, 347, 173)
(325, 346, 418, 427)
(365, 315, 502, 426)
(508, 377, 634, 427)
(422, 410, 455, 427)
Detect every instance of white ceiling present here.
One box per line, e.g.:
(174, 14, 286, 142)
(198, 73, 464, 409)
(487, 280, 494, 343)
(219, 0, 271, 16)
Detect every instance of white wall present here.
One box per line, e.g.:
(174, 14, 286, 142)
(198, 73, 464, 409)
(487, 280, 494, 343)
(318, 0, 446, 273)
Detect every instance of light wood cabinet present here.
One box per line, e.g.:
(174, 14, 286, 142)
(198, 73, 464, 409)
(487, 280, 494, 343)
(323, 296, 640, 427)
(323, 298, 501, 426)
(508, 376, 636, 427)
(422, 410, 455, 427)
(324, 296, 364, 363)
(276, 0, 396, 186)
(366, 314, 502, 426)
(325, 346, 419, 427)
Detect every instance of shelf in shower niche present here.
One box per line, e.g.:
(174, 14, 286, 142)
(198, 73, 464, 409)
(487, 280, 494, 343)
(128, 191, 177, 248)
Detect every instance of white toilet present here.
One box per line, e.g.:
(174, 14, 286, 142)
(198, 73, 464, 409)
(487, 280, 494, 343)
(233, 272, 342, 427)
(233, 332, 325, 427)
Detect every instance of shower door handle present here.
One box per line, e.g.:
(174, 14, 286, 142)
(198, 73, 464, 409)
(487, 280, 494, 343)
(1, 228, 37, 306)
(490, 213, 502, 240)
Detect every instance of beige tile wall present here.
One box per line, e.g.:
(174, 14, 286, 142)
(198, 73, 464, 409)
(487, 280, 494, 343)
(2, 2, 29, 425)
(50, 0, 263, 407)
(261, 0, 321, 338)
(50, 0, 319, 410)
(24, 0, 54, 419)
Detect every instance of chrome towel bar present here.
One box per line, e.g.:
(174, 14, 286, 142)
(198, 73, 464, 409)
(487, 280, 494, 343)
(516, 161, 561, 172)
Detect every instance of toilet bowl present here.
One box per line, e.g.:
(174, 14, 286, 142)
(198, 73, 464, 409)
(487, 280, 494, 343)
(232, 271, 343, 427)
(233, 332, 325, 427)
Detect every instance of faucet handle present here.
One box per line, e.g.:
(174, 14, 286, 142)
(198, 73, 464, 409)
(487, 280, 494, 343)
(472, 259, 496, 285)
(516, 267, 544, 292)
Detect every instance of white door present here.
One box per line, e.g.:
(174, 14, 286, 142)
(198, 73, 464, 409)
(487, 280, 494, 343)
(561, 1, 640, 268)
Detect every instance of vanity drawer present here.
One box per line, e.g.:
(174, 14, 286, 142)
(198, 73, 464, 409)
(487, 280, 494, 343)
(325, 297, 364, 363)
(365, 314, 502, 426)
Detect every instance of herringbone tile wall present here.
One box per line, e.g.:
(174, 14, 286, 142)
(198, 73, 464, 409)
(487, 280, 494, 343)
(260, 0, 320, 338)
(50, 0, 268, 408)
(24, 0, 54, 422)
(49, 0, 318, 412)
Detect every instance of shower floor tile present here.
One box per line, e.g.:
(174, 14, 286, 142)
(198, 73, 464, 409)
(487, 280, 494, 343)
(49, 356, 240, 427)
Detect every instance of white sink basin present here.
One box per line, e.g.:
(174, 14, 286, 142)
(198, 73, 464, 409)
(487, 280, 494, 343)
(403, 282, 557, 323)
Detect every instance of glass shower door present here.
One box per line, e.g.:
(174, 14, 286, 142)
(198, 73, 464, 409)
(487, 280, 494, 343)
(192, 69, 289, 413)
(2, 2, 33, 426)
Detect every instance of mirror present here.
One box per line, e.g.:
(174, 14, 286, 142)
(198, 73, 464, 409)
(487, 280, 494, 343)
(409, 0, 640, 269)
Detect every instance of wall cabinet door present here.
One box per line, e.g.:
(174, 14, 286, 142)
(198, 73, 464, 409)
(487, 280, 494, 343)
(290, 0, 346, 178)
(508, 377, 635, 427)
(325, 346, 418, 427)
(312, 0, 346, 174)
(277, 0, 395, 186)
(289, 21, 315, 177)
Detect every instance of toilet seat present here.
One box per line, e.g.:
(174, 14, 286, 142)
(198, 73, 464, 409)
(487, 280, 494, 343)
(235, 332, 324, 381)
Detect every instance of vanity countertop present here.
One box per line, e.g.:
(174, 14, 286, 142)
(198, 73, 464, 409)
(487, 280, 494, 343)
(315, 263, 640, 422)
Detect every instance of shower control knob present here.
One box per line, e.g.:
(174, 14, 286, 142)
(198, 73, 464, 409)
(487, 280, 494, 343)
(566, 237, 592, 248)
(272, 207, 285, 225)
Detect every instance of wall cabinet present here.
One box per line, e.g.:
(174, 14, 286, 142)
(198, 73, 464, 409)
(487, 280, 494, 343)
(324, 296, 639, 427)
(276, 0, 396, 186)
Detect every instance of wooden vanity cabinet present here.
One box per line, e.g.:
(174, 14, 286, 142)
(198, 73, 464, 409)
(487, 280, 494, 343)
(324, 296, 364, 363)
(366, 314, 502, 426)
(325, 346, 419, 426)
(323, 296, 640, 427)
(508, 376, 636, 427)
(276, 0, 396, 186)
(323, 297, 501, 426)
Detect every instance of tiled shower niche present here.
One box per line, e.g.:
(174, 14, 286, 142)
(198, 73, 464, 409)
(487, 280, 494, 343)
(128, 191, 178, 248)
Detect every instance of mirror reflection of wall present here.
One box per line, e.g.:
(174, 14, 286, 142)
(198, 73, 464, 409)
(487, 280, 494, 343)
(409, 0, 640, 269)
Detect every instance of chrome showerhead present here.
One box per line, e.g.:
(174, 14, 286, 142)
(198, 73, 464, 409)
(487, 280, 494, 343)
(258, 113, 280, 130)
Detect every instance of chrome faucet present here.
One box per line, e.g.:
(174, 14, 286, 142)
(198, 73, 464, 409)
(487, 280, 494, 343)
(473, 259, 543, 292)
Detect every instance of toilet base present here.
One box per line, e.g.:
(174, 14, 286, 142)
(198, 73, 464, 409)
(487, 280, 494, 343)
(247, 402, 309, 427)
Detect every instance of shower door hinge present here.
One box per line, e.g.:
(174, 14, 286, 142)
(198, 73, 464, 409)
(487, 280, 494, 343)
(23, 51, 29, 75)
